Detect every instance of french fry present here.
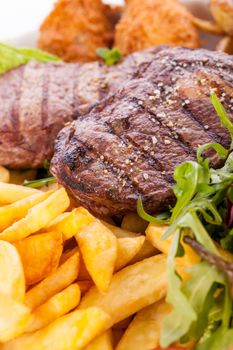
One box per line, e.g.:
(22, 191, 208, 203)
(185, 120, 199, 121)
(0, 166, 10, 183)
(0, 191, 52, 232)
(0, 182, 40, 205)
(102, 222, 142, 238)
(26, 284, 81, 332)
(1, 307, 110, 350)
(103, 222, 157, 263)
(76, 220, 117, 293)
(0, 292, 30, 343)
(79, 254, 167, 326)
(121, 213, 148, 233)
(9, 170, 37, 185)
(130, 239, 158, 263)
(145, 224, 200, 267)
(45, 207, 95, 240)
(25, 252, 80, 310)
(0, 188, 70, 242)
(84, 330, 113, 350)
(115, 236, 145, 270)
(0, 241, 25, 302)
(116, 299, 171, 350)
(15, 231, 63, 285)
(78, 280, 94, 295)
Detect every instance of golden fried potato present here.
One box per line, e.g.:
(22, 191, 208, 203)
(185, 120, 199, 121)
(25, 252, 80, 310)
(14, 231, 63, 285)
(45, 207, 95, 241)
(146, 224, 200, 267)
(116, 299, 171, 350)
(79, 254, 167, 326)
(115, 0, 200, 55)
(26, 284, 81, 332)
(102, 222, 142, 238)
(38, 0, 113, 63)
(103, 222, 157, 263)
(0, 191, 52, 232)
(115, 236, 145, 271)
(84, 330, 113, 350)
(130, 239, 158, 263)
(210, 0, 233, 35)
(0, 166, 10, 183)
(1, 307, 110, 350)
(0, 293, 30, 343)
(76, 220, 117, 293)
(0, 183, 40, 205)
(0, 188, 70, 242)
(0, 241, 25, 302)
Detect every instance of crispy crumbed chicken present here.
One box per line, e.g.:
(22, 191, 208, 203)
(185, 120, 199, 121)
(37, 0, 113, 63)
(114, 0, 200, 55)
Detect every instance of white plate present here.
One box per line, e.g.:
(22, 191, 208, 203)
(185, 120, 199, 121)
(6, 0, 219, 51)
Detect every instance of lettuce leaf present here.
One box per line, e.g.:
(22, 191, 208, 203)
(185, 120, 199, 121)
(0, 43, 60, 74)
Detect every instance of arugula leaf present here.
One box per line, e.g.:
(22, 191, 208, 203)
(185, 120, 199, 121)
(211, 93, 233, 139)
(96, 47, 122, 65)
(137, 196, 169, 225)
(0, 43, 60, 74)
(197, 142, 228, 164)
(23, 177, 56, 188)
(171, 161, 211, 222)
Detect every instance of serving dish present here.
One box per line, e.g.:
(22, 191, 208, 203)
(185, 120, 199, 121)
(1, 0, 233, 349)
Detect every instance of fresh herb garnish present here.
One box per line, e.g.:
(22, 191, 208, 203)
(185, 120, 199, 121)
(96, 47, 122, 65)
(137, 93, 233, 349)
(0, 43, 60, 75)
(137, 196, 169, 225)
(23, 177, 56, 188)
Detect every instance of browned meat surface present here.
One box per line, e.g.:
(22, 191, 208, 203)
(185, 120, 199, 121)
(51, 47, 233, 216)
(0, 47, 162, 169)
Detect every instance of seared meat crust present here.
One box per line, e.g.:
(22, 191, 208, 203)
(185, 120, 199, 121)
(51, 47, 233, 216)
(0, 47, 162, 169)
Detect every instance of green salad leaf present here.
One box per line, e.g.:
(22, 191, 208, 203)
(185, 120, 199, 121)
(211, 93, 233, 140)
(137, 196, 169, 225)
(0, 43, 60, 74)
(96, 47, 122, 65)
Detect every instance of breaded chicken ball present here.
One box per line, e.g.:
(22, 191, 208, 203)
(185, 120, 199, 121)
(114, 0, 200, 55)
(38, 0, 113, 63)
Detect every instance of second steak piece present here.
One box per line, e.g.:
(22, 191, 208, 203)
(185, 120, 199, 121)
(51, 47, 233, 216)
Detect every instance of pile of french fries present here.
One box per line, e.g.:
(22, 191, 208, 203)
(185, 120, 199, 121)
(0, 167, 205, 349)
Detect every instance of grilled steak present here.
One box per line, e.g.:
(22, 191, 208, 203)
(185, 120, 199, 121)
(0, 47, 162, 169)
(51, 47, 233, 216)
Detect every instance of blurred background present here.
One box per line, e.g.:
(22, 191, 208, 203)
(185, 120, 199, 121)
(0, 0, 123, 40)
